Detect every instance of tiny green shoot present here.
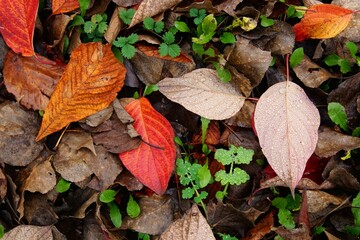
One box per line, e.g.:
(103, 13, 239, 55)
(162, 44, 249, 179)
(99, 189, 117, 203)
(272, 194, 301, 230)
(260, 15, 274, 27)
(113, 33, 138, 59)
(328, 102, 348, 131)
(143, 84, 159, 97)
(138, 232, 151, 240)
(119, 8, 136, 25)
(290, 47, 304, 68)
(79, 0, 90, 17)
(189, 8, 207, 25)
(56, 178, 71, 193)
(127, 194, 141, 218)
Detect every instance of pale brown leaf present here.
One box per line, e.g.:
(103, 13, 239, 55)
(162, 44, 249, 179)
(160, 204, 216, 240)
(158, 68, 245, 120)
(3, 225, 64, 240)
(23, 160, 56, 194)
(305, 190, 346, 213)
(104, 7, 123, 43)
(0, 168, 6, 200)
(129, 0, 182, 28)
(254, 81, 320, 193)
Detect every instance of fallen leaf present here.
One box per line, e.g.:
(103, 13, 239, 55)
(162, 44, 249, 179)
(36, 42, 126, 141)
(117, 170, 144, 191)
(24, 193, 58, 225)
(215, 0, 243, 17)
(121, 195, 174, 235)
(305, 190, 346, 213)
(242, 211, 274, 240)
(293, 4, 353, 41)
(81, 105, 113, 127)
(315, 127, 360, 157)
(22, 159, 56, 194)
(46, 13, 76, 48)
(0, 168, 7, 200)
(158, 68, 245, 120)
(0, 102, 43, 166)
(113, 0, 142, 7)
(0, 0, 38, 56)
(160, 204, 216, 240)
(52, 0, 79, 15)
(334, 0, 360, 42)
(119, 98, 176, 195)
(3, 51, 64, 110)
(293, 54, 335, 88)
(2, 225, 65, 240)
(129, 0, 182, 28)
(104, 6, 123, 43)
(225, 37, 273, 89)
(275, 224, 311, 240)
(191, 120, 220, 145)
(254, 81, 320, 194)
(131, 44, 195, 85)
(225, 100, 256, 128)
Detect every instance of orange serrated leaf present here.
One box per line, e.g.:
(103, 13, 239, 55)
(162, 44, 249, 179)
(0, 0, 38, 56)
(119, 97, 176, 195)
(52, 0, 79, 15)
(293, 4, 353, 42)
(137, 44, 192, 63)
(36, 42, 126, 141)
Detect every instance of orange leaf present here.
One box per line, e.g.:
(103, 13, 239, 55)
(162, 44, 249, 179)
(3, 51, 65, 110)
(0, 0, 38, 56)
(137, 44, 192, 63)
(36, 42, 126, 141)
(52, 0, 79, 15)
(293, 4, 353, 42)
(119, 98, 176, 195)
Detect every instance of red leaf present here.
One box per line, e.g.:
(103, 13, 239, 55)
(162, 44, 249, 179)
(52, 0, 79, 15)
(293, 4, 353, 42)
(119, 98, 176, 195)
(0, 0, 38, 56)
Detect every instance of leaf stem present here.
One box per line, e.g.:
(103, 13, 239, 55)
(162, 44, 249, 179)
(190, 180, 208, 219)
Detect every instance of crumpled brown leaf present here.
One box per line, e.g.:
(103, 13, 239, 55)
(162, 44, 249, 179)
(2, 225, 65, 240)
(0, 168, 7, 200)
(160, 204, 216, 240)
(129, 0, 182, 27)
(24, 193, 58, 225)
(104, 6, 123, 43)
(3, 51, 64, 110)
(315, 127, 360, 157)
(334, 0, 360, 42)
(0, 102, 43, 166)
(121, 194, 174, 235)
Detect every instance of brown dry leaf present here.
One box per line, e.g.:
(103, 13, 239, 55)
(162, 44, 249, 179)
(305, 190, 346, 213)
(81, 104, 113, 127)
(293, 54, 335, 88)
(333, 0, 360, 42)
(36, 42, 126, 141)
(315, 127, 360, 157)
(0, 102, 43, 166)
(131, 44, 195, 85)
(242, 211, 274, 240)
(53, 132, 95, 183)
(73, 192, 98, 218)
(191, 120, 220, 145)
(121, 195, 174, 235)
(52, 0, 79, 15)
(160, 204, 216, 240)
(129, 0, 182, 27)
(225, 37, 272, 89)
(116, 170, 143, 191)
(225, 100, 255, 128)
(158, 68, 245, 120)
(112, 0, 142, 7)
(2, 225, 65, 240)
(3, 51, 64, 110)
(46, 13, 76, 47)
(24, 193, 58, 225)
(0, 168, 7, 200)
(175, 0, 219, 14)
(104, 6, 123, 43)
(215, 0, 243, 17)
(275, 224, 310, 240)
(23, 160, 56, 194)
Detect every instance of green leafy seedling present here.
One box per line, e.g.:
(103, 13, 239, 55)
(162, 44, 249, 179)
(272, 194, 301, 230)
(175, 21, 191, 33)
(260, 15, 274, 27)
(143, 84, 159, 97)
(119, 8, 136, 25)
(324, 54, 352, 74)
(286, 6, 305, 19)
(0, 224, 4, 238)
(83, 13, 108, 42)
(56, 178, 71, 193)
(214, 145, 254, 201)
(328, 102, 348, 131)
(345, 192, 360, 236)
(127, 194, 141, 218)
(213, 62, 231, 82)
(100, 190, 122, 227)
(220, 32, 236, 44)
(100, 189, 117, 203)
(138, 232, 151, 240)
(192, 14, 217, 45)
(159, 31, 181, 57)
(79, 0, 90, 17)
(290, 47, 304, 68)
(190, 8, 207, 25)
(143, 17, 165, 33)
(113, 33, 138, 59)
(218, 233, 238, 240)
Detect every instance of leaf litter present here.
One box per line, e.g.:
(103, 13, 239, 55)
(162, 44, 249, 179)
(0, 0, 360, 239)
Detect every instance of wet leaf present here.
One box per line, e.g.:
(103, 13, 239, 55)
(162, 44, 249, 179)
(160, 204, 216, 240)
(52, 0, 79, 14)
(158, 68, 245, 120)
(119, 98, 176, 195)
(306, 190, 346, 213)
(3, 51, 64, 110)
(36, 42, 126, 141)
(254, 81, 320, 194)
(0, 0, 38, 56)
(293, 4, 353, 41)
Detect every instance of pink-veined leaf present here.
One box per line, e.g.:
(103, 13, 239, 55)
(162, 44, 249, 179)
(254, 81, 320, 195)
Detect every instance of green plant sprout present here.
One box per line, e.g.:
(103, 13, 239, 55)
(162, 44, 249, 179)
(143, 17, 164, 33)
(217, 233, 238, 240)
(138, 232, 150, 240)
(83, 14, 108, 42)
(0, 224, 4, 238)
(345, 192, 360, 236)
(143, 84, 159, 97)
(214, 145, 254, 201)
(79, 0, 91, 17)
(56, 178, 71, 193)
(286, 5, 305, 19)
(224, 17, 257, 32)
(119, 8, 136, 25)
(272, 193, 301, 230)
(99, 190, 122, 228)
(289, 47, 304, 68)
(127, 194, 141, 218)
(259, 15, 274, 27)
(113, 33, 138, 59)
(189, 8, 207, 25)
(324, 41, 360, 74)
(200, 117, 211, 155)
(159, 31, 181, 57)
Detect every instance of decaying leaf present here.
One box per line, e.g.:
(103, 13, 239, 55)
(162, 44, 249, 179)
(104, 6, 123, 43)
(293, 4, 353, 41)
(121, 195, 174, 235)
(315, 127, 360, 157)
(119, 98, 176, 195)
(3, 51, 64, 110)
(158, 68, 245, 120)
(0, 0, 38, 56)
(254, 81, 320, 194)
(2, 225, 65, 240)
(0, 168, 7, 200)
(0, 102, 43, 166)
(242, 211, 274, 240)
(52, 0, 79, 15)
(160, 204, 216, 240)
(36, 42, 126, 141)
(305, 190, 346, 213)
(129, 0, 182, 27)
(24, 193, 58, 225)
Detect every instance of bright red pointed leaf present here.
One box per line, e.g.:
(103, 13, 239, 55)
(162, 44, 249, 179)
(0, 0, 38, 56)
(119, 98, 176, 195)
(254, 81, 320, 195)
(293, 4, 353, 42)
(52, 0, 79, 15)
